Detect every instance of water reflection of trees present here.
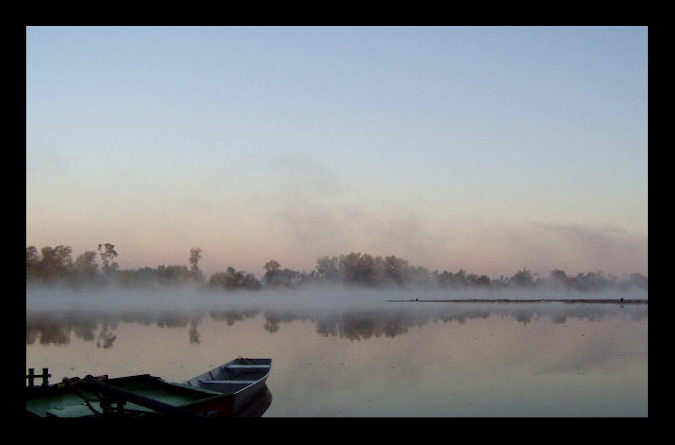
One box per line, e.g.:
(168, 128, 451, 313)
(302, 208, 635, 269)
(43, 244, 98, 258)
(97, 323, 117, 349)
(188, 319, 200, 344)
(27, 304, 648, 348)
(314, 310, 439, 340)
(208, 309, 259, 325)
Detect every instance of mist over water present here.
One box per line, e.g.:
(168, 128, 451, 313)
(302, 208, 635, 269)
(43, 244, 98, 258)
(26, 288, 648, 416)
(26, 284, 647, 314)
(27, 285, 648, 350)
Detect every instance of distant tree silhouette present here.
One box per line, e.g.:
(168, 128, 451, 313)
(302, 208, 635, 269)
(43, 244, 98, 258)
(267, 268, 301, 287)
(208, 266, 261, 290)
(98, 243, 119, 276)
(25, 243, 648, 294)
(26, 246, 39, 280)
(550, 269, 569, 287)
(72, 251, 100, 285)
(264, 260, 280, 273)
(189, 248, 204, 282)
(468, 273, 491, 287)
(338, 252, 383, 287)
(511, 268, 536, 287)
(156, 265, 193, 286)
(629, 273, 648, 291)
(30, 245, 73, 282)
(383, 256, 408, 287)
(116, 267, 157, 288)
(263, 260, 281, 285)
(316, 256, 340, 282)
(402, 265, 432, 288)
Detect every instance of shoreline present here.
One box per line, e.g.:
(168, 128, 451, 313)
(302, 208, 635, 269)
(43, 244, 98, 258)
(385, 299, 648, 304)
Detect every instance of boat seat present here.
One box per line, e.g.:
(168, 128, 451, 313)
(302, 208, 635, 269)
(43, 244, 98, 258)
(227, 364, 271, 369)
(200, 380, 258, 385)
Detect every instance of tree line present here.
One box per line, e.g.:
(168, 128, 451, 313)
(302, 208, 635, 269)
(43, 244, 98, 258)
(25, 244, 648, 293)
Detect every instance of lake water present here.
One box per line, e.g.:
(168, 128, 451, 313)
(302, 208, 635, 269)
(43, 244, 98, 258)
(26, 290, 648, 417)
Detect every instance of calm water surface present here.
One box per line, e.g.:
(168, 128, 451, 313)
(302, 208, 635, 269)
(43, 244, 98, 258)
(26, 297, 647, 417)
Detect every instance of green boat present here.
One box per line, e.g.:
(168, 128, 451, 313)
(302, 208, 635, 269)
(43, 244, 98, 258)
(26, 374, 241, 418)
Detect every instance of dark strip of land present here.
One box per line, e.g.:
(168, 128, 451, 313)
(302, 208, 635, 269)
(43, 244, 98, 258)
(385, 299, 647, 304)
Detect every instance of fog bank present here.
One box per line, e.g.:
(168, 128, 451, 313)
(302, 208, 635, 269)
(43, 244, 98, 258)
(26, 285, 648, 314)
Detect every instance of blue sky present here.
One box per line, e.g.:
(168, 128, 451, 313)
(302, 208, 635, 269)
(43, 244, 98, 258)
(26, 26, 648, 276)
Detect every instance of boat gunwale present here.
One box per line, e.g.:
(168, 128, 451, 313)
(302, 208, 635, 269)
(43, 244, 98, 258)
(184, 358, 272, 396)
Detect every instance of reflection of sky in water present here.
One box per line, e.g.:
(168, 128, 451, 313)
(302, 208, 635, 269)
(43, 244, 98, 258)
(26, 303, 647, 416)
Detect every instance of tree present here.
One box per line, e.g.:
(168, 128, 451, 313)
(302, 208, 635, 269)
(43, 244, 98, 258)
(33, 245, 73, 282)
(267, 268, 301, 287)
(383, 255, 408, 287)
(26, 246, 39, 280)
(189, 248, 204, 282)
(550, 269, 569, 288)
(264, 260, 280, 274)
(467, 273, 491, 288)
(241, 273, 262, 289)
(263, 260, 281, 285)
(511, 268, 535, 287)
(436, 269, 469, 289)
(402, 265, 431, 287)
(629, 273, 648, 291)
(338, 253, 383, 287)
(116, 267, 157, 288)
(208, 266, 261, 290)
(98, 243, 119, 276)
(156, 265, 192, 286)
(316, 256, 340, 282)
(72, 251, 100, 284)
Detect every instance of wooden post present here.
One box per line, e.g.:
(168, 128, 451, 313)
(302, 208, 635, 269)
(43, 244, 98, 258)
(26, 368, 36, 388)
(41, 368, 52, 387)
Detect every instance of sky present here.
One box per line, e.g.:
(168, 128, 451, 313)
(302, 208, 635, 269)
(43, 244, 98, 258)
(26, 26, 648, 277)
